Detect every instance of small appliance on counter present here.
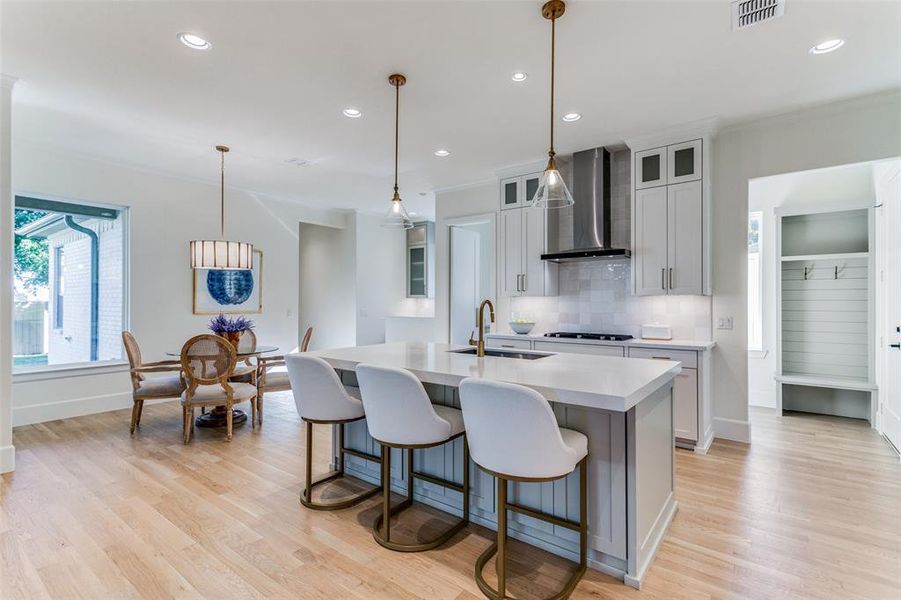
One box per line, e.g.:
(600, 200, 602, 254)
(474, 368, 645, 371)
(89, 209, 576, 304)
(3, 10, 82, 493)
(640, 324, 673, 340)
(544, 332, 633, 341)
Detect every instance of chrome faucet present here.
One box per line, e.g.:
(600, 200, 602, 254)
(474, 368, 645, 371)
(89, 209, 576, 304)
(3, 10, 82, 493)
(468, 299, 495, 357)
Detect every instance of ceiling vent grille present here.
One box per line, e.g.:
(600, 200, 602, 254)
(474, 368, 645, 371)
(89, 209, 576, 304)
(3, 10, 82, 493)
(731, 0, 785, 30)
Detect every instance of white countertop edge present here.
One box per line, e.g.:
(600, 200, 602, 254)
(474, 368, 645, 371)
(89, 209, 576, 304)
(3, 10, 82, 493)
(310, 342, 682, 413)
(487, 333, 716, 351)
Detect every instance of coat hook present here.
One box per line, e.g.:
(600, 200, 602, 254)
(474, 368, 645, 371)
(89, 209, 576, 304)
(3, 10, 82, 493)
(803, 266, 811, 281)
(834, 265, 838, 280)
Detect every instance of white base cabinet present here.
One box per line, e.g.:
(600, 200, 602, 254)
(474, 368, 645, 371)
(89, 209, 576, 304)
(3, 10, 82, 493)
(487, 334, 713, 451)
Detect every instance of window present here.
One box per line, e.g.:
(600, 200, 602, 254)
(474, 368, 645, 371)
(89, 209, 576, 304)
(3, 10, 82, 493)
(748, 212, 763, 352)
(13, 196, 128, 371)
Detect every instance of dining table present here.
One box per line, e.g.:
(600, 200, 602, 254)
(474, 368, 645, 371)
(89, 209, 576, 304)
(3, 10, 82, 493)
(166, 344, 279, 428)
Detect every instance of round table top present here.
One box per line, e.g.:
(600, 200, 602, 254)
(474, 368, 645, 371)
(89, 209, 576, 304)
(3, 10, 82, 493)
(166, 344, 279, 357)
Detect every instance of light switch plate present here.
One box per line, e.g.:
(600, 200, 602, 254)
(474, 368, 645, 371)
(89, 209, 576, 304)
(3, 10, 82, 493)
(717, 317, 734, 330)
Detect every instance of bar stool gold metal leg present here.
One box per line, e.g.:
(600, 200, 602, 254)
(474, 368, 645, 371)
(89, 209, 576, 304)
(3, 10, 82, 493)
(371, 433, 470, 553)
(474, 457, 588, 600)
(300, 419, 383, 511)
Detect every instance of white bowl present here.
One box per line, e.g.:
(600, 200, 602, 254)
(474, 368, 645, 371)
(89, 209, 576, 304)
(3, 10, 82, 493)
(509, 322, 535, 335)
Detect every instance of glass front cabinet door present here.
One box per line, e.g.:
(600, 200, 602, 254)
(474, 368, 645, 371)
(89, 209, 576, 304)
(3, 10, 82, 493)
(667, 139, 702, 185)
(635, 147, 667, 189)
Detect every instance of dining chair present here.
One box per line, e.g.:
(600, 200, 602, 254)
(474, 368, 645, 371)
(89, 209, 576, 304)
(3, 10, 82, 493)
(229, 329, 259, 384)
(255, 326, 313, 425)
(122, 331, 186, 434)
(180, 334, 258, 443)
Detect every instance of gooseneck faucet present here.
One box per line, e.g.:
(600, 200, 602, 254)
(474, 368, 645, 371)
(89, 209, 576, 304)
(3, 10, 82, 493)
(468, 299, 496, 357)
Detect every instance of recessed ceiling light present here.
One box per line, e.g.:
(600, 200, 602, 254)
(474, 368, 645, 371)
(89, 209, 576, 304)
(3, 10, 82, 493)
(809, 39, 845, 55)
(562, 112, 581, 122)
(434, 149, 450, 157)
(177, 32, 211, 50)
(343, 107, 362, 118)
(511, 72, 528, 82)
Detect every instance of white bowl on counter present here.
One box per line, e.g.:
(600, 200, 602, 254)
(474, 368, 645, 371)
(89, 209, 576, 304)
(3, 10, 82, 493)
(509, 321, 536, 335)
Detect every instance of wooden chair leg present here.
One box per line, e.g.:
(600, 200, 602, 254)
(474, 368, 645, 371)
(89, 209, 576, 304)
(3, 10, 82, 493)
(257, 390, 264, 425)
(182, 406, 191, 444)
(250, 396, 257, 430)
(135, 399, 145, 429)
(130, 400, 140, 434)
(226, 402, 233, 441)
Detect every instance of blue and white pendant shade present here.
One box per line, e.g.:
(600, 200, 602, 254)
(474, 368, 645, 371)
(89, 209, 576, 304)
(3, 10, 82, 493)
(190, 239, 254, 270)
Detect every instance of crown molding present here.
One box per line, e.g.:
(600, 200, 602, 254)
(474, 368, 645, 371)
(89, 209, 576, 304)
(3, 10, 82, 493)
(622, 116, 720, 152)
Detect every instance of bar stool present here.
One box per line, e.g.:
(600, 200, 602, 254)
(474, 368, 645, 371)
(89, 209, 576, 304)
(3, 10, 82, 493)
(286, 354, 382, 511)
(459, 378, 588, 600)
(355, 363, 470, 552)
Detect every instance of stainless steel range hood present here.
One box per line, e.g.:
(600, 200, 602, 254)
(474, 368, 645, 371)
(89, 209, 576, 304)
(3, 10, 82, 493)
(540, 147, 630, 262)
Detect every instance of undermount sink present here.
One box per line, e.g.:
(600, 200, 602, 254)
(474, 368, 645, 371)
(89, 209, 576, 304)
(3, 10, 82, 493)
(450, 348, 553, 360)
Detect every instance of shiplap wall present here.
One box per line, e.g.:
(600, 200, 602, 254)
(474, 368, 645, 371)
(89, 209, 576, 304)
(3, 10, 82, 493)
(781, 256, 869, 380)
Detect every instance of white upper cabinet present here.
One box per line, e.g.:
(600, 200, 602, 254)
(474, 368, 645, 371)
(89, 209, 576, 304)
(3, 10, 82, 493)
(634, 147, 667, 190)
(501, 208, 523, 296)
(667, 181, 703, 295)
(667, 139, 702, 184)
(498, 168, 557, 297)
(634, 186, 669, 296)
(631, 134, 710, 296)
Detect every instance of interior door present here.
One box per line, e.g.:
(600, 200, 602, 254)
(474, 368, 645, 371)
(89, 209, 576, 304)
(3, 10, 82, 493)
(450, 227, 481, 345)
(667, 180, 703, 295)
(501, 209, 523, 296)
(880, 167, 901, 454)
(634, 186, 668, 296)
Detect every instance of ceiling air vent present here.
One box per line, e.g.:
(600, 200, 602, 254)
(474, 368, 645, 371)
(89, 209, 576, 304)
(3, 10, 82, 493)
(731, 0, 785, 30)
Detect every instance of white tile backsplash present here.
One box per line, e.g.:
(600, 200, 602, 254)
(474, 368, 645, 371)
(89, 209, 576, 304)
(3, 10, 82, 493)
(508, 262, 712, 340)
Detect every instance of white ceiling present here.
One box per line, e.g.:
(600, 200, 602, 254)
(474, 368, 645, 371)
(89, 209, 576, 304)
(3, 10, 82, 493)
(3, 1, 900, 218)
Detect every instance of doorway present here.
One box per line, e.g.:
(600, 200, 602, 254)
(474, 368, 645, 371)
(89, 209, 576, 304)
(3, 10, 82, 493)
(448, 214, 496, 345)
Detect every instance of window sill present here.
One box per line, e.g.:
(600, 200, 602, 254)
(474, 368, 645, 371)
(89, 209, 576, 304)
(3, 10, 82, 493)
(13, 360, 130, 383)
(748, 349, 768, 360)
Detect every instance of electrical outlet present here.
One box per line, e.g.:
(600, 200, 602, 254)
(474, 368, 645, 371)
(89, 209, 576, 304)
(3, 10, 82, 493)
(717, 317, 734, 330)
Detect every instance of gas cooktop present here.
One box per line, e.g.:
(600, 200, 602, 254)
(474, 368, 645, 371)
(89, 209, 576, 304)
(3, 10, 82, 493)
(543, 332, 634, 341)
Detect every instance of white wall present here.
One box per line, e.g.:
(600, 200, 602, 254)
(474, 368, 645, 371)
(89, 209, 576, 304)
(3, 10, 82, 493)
(298, 220, 357, 351)
(354, 213, 407, 346)
(711, 90, 901, 441)
(748, 162, 878, 409)
(11, 140, 346, 426)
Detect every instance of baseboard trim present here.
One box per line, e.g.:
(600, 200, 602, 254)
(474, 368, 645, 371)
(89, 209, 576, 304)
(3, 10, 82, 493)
(0, 444, 15, 474)
(713, 417, 751, 443)
(13, 391, 135, 427)
(694, 423, 715, 454)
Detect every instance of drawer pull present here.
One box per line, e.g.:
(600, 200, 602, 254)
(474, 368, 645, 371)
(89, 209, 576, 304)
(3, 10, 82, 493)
(501, 344, 515, 348)
(652, 356, 670, 360)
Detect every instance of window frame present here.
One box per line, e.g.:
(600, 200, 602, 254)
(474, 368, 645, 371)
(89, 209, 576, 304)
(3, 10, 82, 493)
(12, 193, 131, 375)
(748, 211, 763, 353)
(52, 245, 64, 330)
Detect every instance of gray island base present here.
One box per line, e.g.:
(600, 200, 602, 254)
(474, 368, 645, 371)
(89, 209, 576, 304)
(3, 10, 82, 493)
(309, 342, 680, 588)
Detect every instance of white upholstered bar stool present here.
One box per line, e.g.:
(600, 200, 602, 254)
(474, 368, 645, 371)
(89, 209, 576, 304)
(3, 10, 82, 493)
(286, 354, 383, 511)
(459, 378, 588, 600)
(355, 363, 470, 552)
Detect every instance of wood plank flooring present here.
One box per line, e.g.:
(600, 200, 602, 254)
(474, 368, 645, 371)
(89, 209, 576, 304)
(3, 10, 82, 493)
(2, 396, 900, 599)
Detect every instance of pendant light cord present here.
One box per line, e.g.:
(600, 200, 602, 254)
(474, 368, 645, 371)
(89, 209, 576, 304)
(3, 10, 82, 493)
(220, 148, 226, 237)
(393, 80, 400, 197)
(549, 15, 556, 160)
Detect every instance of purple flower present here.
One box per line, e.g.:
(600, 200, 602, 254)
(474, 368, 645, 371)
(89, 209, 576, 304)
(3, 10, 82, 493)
(209, 314, 255, 335)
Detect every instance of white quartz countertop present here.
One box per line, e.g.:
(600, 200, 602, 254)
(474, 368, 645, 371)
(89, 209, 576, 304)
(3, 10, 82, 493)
(308, 341, 680, 412)
(487, 333, 716, 351)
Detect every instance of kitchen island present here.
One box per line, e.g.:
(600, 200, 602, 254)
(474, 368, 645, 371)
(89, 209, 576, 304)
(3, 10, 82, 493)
(308, 341, 681, 588)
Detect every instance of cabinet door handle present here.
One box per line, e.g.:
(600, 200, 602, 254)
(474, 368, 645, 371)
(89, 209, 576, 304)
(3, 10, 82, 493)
(516, 274, 522, 292)
(661, 268, 666, 290)
(669, 268, 674, 289)
(522, 273, 527, 292)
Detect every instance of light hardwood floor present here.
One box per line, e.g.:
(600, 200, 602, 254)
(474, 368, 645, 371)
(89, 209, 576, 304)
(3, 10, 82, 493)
(2, 396, 900, 599)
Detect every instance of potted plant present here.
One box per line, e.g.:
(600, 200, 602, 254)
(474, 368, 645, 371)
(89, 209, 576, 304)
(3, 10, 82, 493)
(209, 314, 254, 348)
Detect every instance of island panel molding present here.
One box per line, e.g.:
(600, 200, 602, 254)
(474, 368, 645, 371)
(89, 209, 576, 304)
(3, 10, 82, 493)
(308, 341, 680, 588)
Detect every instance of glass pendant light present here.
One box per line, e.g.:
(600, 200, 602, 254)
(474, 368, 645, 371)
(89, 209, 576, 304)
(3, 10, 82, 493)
(190, 145, 254, 269)
(530, 0, 574, 210)
(382, 73, 414, 229)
